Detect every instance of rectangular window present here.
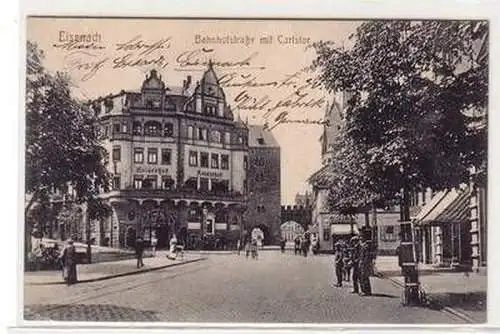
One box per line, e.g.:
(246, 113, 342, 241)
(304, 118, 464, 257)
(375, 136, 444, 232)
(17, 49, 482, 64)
(133, 176, 143, 189)
(244, 156, 248, 170)
(161, 149, 172, 165)
(200, 178, 209, 191)
(323, 228, 330, 241)
(187, 126, 193, 139)
(145, 175, 158, 189)
(164, 123, 173, 137)
(211, 154, 219, 169)
(206, 218, 214, 234)
(211, 130, 221, 143)
(198, 128, 207, 141)
(134, 148, 144, 164)
(112, 176, 121, 190)
(112, 146, 121, 161)
(187, 207, 201, 222)
(147, 148, 158, 164)
(189, 151, 198, 166)
(200, 152, 209, 168)
(122, 123, 128, 133)
(382, 225, 397, 242)
(221, 154, 229, 170)
(113, 123, 121, 134)
(162, 176, 174, 190)
(224, 132, 231, 144)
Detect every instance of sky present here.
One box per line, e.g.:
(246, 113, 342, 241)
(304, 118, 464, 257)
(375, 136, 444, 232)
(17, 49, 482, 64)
(27, 18, 360, 205)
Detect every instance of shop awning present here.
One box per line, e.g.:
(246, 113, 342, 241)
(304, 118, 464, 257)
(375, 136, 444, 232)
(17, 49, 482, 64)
(331, 224, 359, 235)
(433, 188, 471, 224)
(412, 190, 448, 222)
(416, 187, 470, 225)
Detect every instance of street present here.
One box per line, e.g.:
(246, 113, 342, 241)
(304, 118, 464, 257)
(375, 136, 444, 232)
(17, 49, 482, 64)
(24, 251, 467, 324)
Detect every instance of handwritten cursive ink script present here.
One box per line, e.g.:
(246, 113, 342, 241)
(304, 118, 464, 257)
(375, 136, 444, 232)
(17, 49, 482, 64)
(115, 35, 172, 56)
(64, 51, 108, 81)
(176, 48, 260, 69)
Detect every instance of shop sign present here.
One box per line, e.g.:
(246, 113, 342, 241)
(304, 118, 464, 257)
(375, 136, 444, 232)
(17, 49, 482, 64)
(198, 170, 223, 178)
(136, 166, 169, 175)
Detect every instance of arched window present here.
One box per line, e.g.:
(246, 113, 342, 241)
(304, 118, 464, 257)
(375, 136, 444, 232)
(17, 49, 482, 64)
(164, 123, 174, 137)
(187, 126, 194, 139)
(144, 121, 162, 136)
(132, 121, 142, 136)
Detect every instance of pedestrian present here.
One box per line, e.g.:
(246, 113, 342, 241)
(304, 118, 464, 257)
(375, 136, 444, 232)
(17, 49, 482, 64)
(245, 240, 250, 258)
(359, 234, 373, 296)
(333, 241, 344, 287)
(302, 236, 310, 257)
(168, 234, 178, 260)
(251, 239, 259, 259)
(349, 236, 361, 294)
(280, 238, 286, 253)
(151, 234, 158, 257)
(343, 240, 352, 282)
(237, 239, 241, 255)
(59, 238, 78, 285)
(135, 237, 145, 268)
(294, 237, 301, 255)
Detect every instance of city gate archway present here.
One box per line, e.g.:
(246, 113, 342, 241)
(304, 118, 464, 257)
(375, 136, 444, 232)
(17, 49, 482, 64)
(280, 221, 305, 242)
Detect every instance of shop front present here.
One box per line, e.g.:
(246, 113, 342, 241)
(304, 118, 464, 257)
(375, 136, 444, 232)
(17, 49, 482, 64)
(413, 187, 472, 268)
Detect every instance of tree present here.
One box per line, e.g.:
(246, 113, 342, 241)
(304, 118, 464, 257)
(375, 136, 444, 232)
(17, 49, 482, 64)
(314, 21, 488, 216)
(25, 41, 111, 263)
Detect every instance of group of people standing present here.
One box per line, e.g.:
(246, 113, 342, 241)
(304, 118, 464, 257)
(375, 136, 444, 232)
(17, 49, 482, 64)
(333, 234, 374, 296)
(237, 239, 260, 259)
(293, 234, 319, 257)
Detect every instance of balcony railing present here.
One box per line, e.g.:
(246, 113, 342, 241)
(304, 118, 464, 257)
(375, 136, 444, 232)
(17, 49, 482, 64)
(106, 186, 246, 202)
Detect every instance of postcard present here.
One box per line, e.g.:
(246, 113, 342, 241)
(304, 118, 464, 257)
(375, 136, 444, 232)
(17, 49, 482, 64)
(22, 16, 488, 326)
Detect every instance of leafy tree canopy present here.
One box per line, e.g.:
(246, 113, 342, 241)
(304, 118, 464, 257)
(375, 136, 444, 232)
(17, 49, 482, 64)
(25, 41, 111, 214)
(314, 20, 487, 208)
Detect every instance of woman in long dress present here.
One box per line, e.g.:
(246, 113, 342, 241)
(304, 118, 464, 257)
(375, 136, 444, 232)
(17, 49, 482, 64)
(59, 239, 77, 285)
(168, 235, 178, 260)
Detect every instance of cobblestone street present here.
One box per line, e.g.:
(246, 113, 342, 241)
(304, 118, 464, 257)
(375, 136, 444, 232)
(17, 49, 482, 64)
(24, 251, 469, 324)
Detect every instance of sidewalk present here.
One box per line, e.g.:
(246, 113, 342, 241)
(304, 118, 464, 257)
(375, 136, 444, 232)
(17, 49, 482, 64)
(375, 256, 487, 323)
(25, 252, 206, 285)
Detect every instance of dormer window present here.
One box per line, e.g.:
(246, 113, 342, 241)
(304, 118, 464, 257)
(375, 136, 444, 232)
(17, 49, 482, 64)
(204, 105, 217, 115)
(257, 137, 265, 145)
(104, 99, 114, 113)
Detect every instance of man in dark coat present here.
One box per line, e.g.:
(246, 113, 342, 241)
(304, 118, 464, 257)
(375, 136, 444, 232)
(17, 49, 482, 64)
(294, 237, 301, 255)
(59, 239, 78, 285)
(359, 235, 373, 296)
(135, 237, 145, 268)
(333, 241, 344, 287)
(349, 236, 361, 294)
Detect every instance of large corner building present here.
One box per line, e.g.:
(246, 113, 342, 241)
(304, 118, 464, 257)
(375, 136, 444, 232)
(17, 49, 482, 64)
(90, 65, 249, 250)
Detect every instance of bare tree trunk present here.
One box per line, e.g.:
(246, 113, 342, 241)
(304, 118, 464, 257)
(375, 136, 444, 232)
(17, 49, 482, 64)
(24, 189, 40, 269)
(86, 210, 92, 264)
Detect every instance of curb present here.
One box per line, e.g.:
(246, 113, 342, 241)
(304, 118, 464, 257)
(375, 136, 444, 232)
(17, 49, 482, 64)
(375, 270, 477, 324)
(26, 257, 207, 286)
